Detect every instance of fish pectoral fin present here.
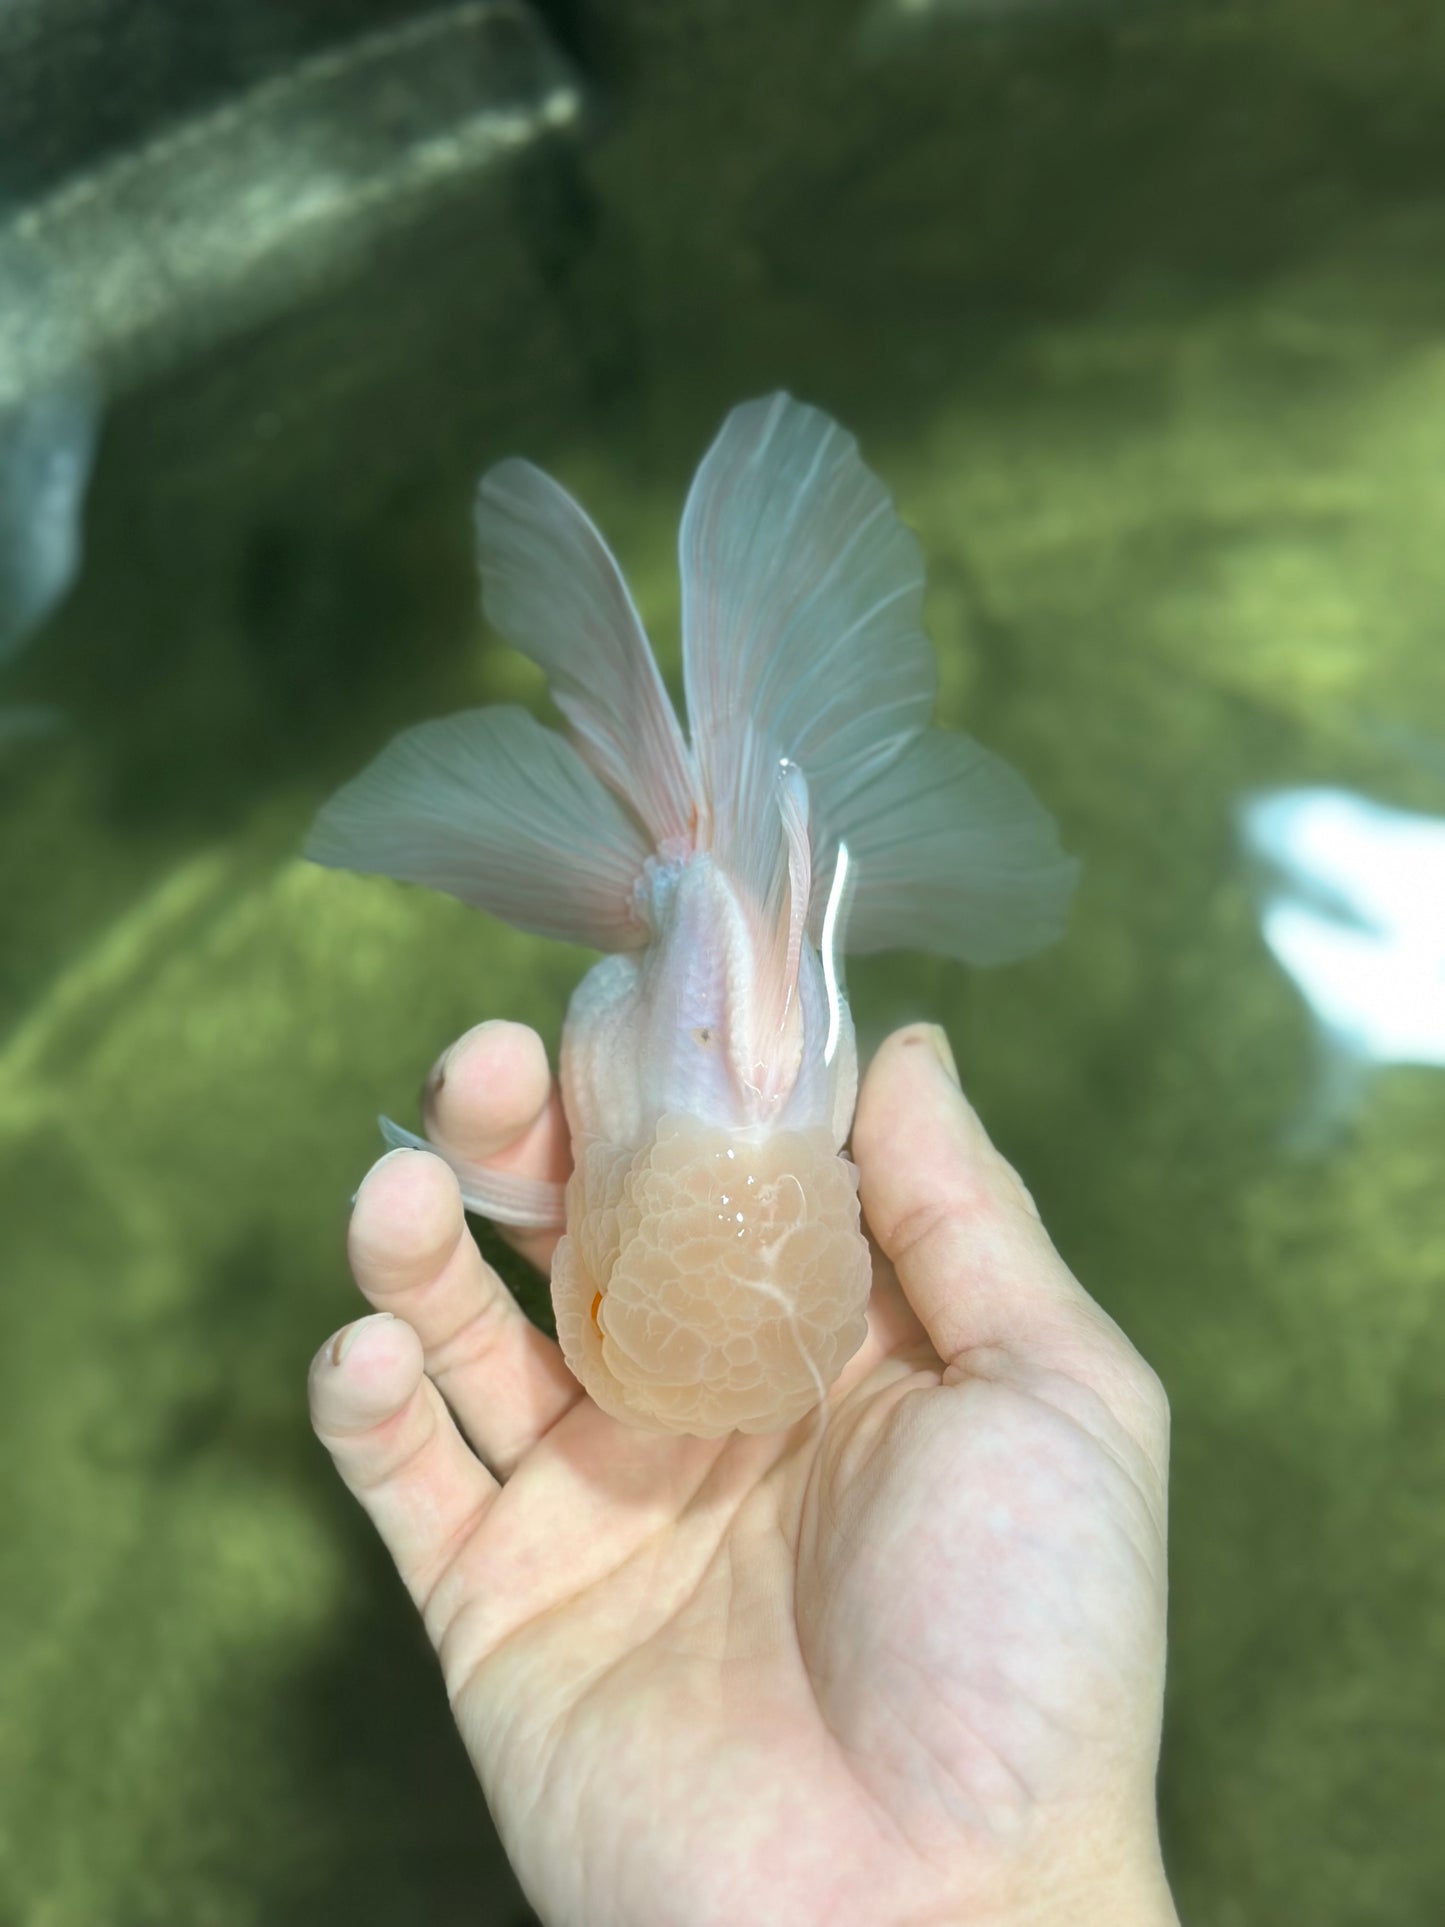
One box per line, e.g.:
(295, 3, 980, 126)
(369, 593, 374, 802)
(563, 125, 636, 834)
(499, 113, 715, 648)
(377, 1116, 567, 1232)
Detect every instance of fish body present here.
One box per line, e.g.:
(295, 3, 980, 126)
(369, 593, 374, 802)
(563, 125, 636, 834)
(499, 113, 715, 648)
(310, 393, 1077, 1435)
(551, 844, 864, 1435)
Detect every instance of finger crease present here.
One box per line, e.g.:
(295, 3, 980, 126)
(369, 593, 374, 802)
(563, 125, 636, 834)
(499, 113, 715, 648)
(426, 1292, 517, 1380)
(418, 1489, 498, 1629)
(878, 1196, 966, 1269)
(346, 1399, 441, 1495)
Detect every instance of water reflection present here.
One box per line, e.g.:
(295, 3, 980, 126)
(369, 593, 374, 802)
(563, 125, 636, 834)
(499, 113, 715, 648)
(1239, 786, 1445, 1143)
(0, 382, 96, 663)
(0, 378, 97, 747)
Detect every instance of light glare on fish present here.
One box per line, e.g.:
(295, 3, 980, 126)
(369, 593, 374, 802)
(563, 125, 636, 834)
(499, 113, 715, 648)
(309, 393, 1078, 1436)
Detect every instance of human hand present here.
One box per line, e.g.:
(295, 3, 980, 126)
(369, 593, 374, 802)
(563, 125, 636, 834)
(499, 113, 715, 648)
(309, 1021, 1177, 1927)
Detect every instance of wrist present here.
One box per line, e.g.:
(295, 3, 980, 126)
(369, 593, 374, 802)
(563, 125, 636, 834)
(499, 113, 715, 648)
(944, 1808, 1175, 1927)
(1034, 1856, 1176, 1927)
(988, 1841, 1177, 1927)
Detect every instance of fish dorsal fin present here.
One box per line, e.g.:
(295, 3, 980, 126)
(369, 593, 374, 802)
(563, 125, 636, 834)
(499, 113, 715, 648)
(477, 459, 696, 850)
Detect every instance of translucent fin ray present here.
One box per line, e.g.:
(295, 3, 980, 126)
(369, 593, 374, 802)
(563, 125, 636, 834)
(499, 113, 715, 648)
(305, 706, 653, 951)
(827, 728, 1079, 964)
(477, 459, 696, 847)
(379, 1117, 567, 1231)
(679, 392, 935, 868)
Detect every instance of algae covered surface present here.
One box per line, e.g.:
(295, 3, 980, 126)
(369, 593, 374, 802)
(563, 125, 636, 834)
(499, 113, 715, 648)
(4, 2, 1445, 1922)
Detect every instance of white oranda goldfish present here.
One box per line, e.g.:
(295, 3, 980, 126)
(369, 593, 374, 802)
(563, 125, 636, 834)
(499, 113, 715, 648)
(309, 394, 1076, 1437)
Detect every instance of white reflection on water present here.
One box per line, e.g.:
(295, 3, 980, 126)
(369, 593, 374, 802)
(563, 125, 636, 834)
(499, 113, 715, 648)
(1238, 786, 1445, 1144)
(0, 383, 96, 664)
(0, 378, 97, 749)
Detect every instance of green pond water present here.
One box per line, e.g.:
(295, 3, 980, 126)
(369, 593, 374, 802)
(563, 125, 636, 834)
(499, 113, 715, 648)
(3, 2, 1445, 1922)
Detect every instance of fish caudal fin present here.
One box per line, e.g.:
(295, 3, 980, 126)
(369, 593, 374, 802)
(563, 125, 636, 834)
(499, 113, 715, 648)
(679, 392, 935, 889)
(682, 392, 1076, 966)
(476, 459, 697, 849)
(832, 727, 1078, 964)
(305, 705, 652, 950)
(310, 395, 1077, 973)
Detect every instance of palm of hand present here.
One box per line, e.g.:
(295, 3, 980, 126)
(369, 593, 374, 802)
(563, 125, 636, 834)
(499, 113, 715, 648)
(311, 1027, 1171, 1927)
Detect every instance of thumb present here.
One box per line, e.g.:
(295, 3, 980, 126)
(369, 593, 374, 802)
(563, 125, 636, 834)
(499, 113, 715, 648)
(853, 1026, 1167, 1448)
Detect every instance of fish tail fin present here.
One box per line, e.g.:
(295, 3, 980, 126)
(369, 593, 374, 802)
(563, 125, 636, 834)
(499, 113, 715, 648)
(305, 706, 654, 951)
(680, 391, 1076, 966)
(825, 728, 1079, 964)
(680, 392, 934, 870)
(308, 456, 706, 951)
(476, 458, 697, 851)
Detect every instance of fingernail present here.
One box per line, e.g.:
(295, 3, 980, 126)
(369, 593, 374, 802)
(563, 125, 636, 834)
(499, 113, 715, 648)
(330, 1311, 395, 1367)
(929, 1025, 960, 1086)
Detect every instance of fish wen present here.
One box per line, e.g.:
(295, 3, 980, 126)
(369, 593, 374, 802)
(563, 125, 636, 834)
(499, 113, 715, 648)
(308, 393, 1078, 1437)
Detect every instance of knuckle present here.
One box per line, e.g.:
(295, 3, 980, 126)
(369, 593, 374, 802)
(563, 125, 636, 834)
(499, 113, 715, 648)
(427, 1279, 516, 1379)
(879, 1190, 973, 1269)
(877, 1153, 1043, 1267)
(349, 1397, 439, 1495)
